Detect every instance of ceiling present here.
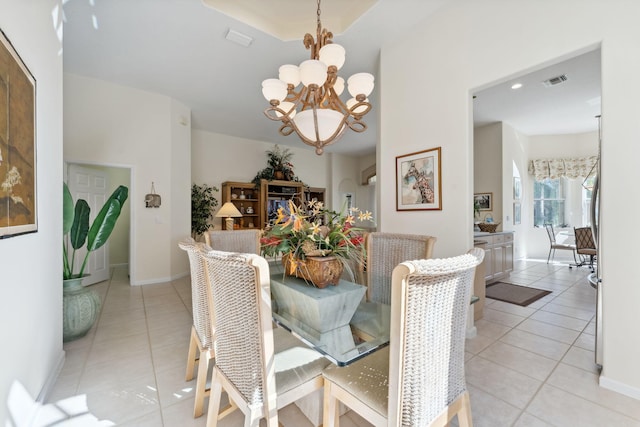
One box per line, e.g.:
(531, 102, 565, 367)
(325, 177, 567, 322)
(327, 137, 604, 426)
(62, 0, 601, 157)
(473, 48, 602, 135)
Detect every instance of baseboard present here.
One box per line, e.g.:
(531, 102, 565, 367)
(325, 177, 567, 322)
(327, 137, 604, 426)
(131, 271, 188, 286)
(110, 262, 128, 268)
(36, 349, 65, 402)
(599, 375, 640, 400)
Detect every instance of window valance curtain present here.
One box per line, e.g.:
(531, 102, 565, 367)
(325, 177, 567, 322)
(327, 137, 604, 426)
(528, 156, 598, 181)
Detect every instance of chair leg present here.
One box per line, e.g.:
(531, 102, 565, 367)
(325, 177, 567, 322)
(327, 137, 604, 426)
(186, 326, 199, 381)
(206, 372, 223, 427)
(194, 349, 213, 418)
(457, 391, 473, 427)
(323, 381, 340, 427)
(547, 247, 552, 264)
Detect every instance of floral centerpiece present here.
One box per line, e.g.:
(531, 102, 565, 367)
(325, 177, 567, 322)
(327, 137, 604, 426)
(261, 199, 373, 287)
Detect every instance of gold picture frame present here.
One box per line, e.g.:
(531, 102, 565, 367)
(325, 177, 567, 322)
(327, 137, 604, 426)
(0, 28, 37, 238)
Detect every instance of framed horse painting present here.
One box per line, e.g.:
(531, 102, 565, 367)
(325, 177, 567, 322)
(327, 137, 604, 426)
(396, 147, 442, 211)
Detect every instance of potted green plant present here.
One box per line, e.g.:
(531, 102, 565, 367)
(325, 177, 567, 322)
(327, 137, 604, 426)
(191, 183, 219, 239)
(252, 145, 301, 185)
(62, 182, 128, 341)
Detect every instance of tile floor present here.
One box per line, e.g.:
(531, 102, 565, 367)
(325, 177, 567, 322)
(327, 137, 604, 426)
(48, 260, 640, 426)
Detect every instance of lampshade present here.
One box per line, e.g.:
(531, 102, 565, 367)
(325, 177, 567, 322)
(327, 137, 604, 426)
(262, 79, 288, 102)
(215, 202, 242, 218)
(294, 109, 345, 142)
(299, 60, 328, 87)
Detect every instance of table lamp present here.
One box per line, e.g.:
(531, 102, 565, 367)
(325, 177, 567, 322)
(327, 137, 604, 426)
(215, 202, 242, 230)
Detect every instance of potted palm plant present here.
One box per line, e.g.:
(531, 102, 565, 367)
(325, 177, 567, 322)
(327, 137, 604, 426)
(62, 182, 128, 341)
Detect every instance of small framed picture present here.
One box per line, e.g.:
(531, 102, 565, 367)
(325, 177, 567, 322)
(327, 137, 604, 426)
(474, 192, 492, 211)
(513, 202, 521, 225)
(513, 177, 522, 200)
(396, 147, 442, 211)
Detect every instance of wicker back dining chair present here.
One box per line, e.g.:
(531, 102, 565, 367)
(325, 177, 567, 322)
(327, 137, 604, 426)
(199, 248, 329, 427)
(365, 232, 437, 304)
(572, 226, 597, 271)
(323, 248, 484, 427)
(178, 237, 215, 418)
(204, 229, 261, 254)
(543, 223, 577, 265)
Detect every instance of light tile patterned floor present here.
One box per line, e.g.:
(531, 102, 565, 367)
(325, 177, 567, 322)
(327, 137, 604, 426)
(49, 260, 640, 426)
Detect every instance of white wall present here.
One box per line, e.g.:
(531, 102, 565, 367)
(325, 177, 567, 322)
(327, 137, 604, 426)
(474, 123, 502, 229)
(501, 123, 530, 260)
(191, 130, 372, 228)
(0, 0, 64, 420)
(380, 0, 640, 397)
(64, 74, 190, 285)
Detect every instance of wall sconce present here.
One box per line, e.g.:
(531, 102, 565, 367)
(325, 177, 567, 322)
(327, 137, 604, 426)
(145, 182, 161, 208)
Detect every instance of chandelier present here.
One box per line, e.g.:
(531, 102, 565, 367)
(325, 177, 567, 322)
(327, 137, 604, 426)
(261, 0, 374, 155)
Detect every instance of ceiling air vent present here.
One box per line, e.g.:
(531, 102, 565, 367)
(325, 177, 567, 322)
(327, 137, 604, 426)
(542, 74, 568, 87)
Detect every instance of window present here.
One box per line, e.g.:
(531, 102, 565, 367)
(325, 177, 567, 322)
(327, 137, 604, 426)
(582, 176, 595, 226)
(533, 178, 566, 227)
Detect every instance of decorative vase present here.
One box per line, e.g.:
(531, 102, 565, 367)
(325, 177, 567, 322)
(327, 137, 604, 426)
(282, 253, 344, 288)
(63, 276, 101, 342)
(274, 170, 285, 180)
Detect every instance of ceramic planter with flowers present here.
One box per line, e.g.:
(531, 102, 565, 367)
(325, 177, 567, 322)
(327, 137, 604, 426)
(260, 200, 373, 287)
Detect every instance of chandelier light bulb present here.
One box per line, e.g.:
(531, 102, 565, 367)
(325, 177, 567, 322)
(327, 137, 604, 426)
(347, 73, 374, 98)
(319, 44, 346, 70)
(262, 78, 287, 102)
(333, 77, 345, 96)
(275, 101, 297, 119)
(347, 97, 369, 114)
(299, 59, 328, 87)
(279, 64, 301, 87)
(294, 109, 345, 143)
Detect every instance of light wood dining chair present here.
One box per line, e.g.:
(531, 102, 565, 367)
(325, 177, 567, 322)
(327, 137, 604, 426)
(204, 229, 261, 254)
(365, 232, 437, 304)
(323, 248, 484, 427)
(178, 237, 216, 418)
(199, 248, 329, 427)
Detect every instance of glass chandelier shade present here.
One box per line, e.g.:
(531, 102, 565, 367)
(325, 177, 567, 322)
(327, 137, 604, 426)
(262, 0, 374, 155)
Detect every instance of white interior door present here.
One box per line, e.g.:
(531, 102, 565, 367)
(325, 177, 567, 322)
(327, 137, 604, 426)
(67, 164, 110, 285)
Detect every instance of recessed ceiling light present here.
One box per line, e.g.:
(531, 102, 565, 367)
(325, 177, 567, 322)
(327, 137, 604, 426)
(511, 83, 523, 90)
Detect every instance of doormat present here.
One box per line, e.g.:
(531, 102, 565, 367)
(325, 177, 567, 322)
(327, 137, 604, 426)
(486, 282, 551, 307)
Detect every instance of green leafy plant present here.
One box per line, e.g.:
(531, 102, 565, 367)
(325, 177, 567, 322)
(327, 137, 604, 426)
(191, 183, 219, 238)
(63, 183, 129, 280)
(252, 144, 301, 185)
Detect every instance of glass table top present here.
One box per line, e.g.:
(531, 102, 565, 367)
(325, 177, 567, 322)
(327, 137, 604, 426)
(270, 273, 390, 366)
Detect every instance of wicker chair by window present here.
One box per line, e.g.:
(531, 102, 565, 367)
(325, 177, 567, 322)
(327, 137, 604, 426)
(544, 223, 577, 265)
(200, 248, 329, 427)
(365, 232, 437, 304)
(178, 237, 215, 418)
(204, 229, 261, 254)
(572, 227, 597, 271)
(322, 248, 484, 427)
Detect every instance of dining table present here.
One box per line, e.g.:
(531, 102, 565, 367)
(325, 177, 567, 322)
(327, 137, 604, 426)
(270, 272, 391, 367)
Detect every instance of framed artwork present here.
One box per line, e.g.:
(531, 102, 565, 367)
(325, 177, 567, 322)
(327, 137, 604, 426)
(0, 29, 37, 239)
(396, 147, 442, 211)
(474, 192, 492, 211)
(513, 176, 522, 200)
(513, 202, 521, 225)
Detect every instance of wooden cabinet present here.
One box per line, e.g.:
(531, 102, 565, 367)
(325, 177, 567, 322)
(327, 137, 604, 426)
(304, 187, 325, 205)
(221, 182, 262, 230)
(260, 179, 305, 227)
(222, 180, 326, 230)
(476, 232, 514, 284)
